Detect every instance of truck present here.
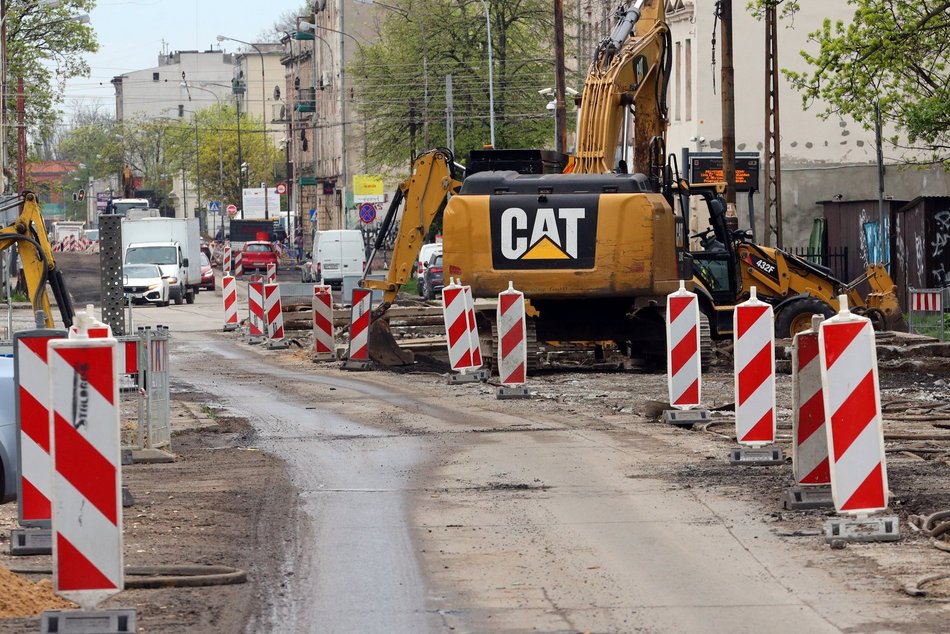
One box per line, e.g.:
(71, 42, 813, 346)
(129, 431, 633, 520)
(51, 221, 85, 244)
(105, 197, 151, 218)
(121, 217, 201, 304)
(363, 0, 902, 367)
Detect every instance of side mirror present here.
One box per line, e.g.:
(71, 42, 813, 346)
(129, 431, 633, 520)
(423, 260, 429, 267)
(182, 258, 189, 267)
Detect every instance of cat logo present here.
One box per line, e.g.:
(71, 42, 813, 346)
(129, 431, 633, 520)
(490, 194, 598, 269)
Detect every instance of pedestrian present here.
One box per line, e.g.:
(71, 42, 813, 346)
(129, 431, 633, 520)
(294, 228, 303, 263)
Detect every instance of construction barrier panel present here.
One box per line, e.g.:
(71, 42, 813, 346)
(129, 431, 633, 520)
(223, 246, 231, 274)
(791, 324, 831, 485)
(142, 327, 171, 449)
(463, 285, 483, 369)
(234, 251, 243, 277)
(734, 287, 776, 446)
(497, 282, 527, 386)
(14, 329, 66, 528)
(819, 296, 889, 514)
(347, 288, 372, 361)
(116, 334, 144, 451)
(48, 331, 124, 608)
(442, 279, 473, 370)
(312, 286, 335, 359)
(222, 275, 238, 331)
(267, 262, 277, 284)
(248, 281, 265, 340)
(264, 283, 285, 342)
(666, 282, 701, 409)
(908, 288, 945, 341)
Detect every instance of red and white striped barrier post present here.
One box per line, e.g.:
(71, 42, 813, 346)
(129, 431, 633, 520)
(662, 281, 710, 426)
(463, 285, 485, 370)
(11, 330, 66, 556)
(730, 287, 783, 465)
(342, 287, 372, 370)
(234, 250, 244, 278)
(819, 295, 898, 542)
(46, 318, 131, 622)
(440, 278, 488, 383)
(908, 288, 945, 341)
(266, 262, 277, 284)
(222, 274, 238, 332)
(223, 246, 232, 275)
(786, 315, 834, 509)
(311, 286, 335, 360)
(496, 281, 529, 398)
(264, 282, 287, 349)
(247, 280, 265, 344)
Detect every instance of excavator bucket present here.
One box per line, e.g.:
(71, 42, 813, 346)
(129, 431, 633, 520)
(368, 316, 415, 366)
(863, 264, 908, 332)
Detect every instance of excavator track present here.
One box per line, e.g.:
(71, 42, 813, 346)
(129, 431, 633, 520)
(484, 311, 540, 375)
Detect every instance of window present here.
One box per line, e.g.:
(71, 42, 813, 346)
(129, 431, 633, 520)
(685, 39, 692, 121)
(152, 72, 159, 81)
(674, 41, 681, 121)
(178, 104, 184, 117)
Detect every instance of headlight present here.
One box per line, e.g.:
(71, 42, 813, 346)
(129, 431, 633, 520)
(148, 283, 161, 291)
(165, 277, 178, 284)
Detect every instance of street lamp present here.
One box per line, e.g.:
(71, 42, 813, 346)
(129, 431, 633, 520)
(182, 81, 225, 229)
(478, 0, 496, 147)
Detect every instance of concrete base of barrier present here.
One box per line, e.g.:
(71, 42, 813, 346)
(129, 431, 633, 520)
(42, 608, 136, 634)
(129, 448, 175, 464)
(496, 385, 530, 399)
(247, 335, 265, 345)
(449, 369, 490, 384)
(729, 445, 784, 466)
(9, 528, 52, 556)
(784, 484, 834, 510)
(122, 485, 135, 508)
(120, 448, 134, 466)
(223, 323, 239, 332)
(824, 515, 900, 544)
(661, 408, 711, 427)
(266, 339, 289, 350)
(341, 358, 372, 371)
(310, 351, 338, 362)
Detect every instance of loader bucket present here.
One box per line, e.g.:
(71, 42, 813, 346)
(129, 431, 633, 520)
(369, 317, 415, 366)
(864, 264, 908, 332)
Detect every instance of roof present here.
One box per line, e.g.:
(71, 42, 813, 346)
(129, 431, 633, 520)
(897, 195, 950, 213)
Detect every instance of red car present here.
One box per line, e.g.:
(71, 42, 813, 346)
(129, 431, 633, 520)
(199, 252, 215, 291)
(240, 241, 278, 273)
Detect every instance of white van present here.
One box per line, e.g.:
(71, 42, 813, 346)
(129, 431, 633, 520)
(306, 230, 364, 287)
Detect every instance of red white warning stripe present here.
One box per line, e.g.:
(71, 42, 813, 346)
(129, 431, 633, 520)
(463, 285, 483, 369)
(497, 282, 527, 386)
(666, 282, 701, 409)
(442, 279, 473, 370)
(734, 287, 775, 446)
(312, 286, 334, 358)
(222, 275, 238, 328)
(911, 290, 942, 312)
(792, 325, 830, 485)
(264, 283, 285, 341)
(150, 336, 167, 373)
(48, 337, 123, 606)
(234, 250, 243, 277)
(248, 281, 264, 337)
(348, 288, 372, 361)
(819, 296, 889, 514)
(267, 262, 277, 284)
(223, 246, 231, 274)
(15, 331, 65, 526)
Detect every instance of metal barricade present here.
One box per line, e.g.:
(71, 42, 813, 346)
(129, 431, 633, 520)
(141, 326, 171, 448)
(117, 334, 146, 450)
(908, 288, 946, 341)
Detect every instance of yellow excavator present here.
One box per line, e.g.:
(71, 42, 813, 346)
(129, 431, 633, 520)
(363, 0, 902, 366)
(0, 192, 75, 328)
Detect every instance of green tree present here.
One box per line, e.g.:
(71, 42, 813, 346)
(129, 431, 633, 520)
(5, 0, 98, 141)
(767, 0, 950, 165)
(55, 106, 123, 182)
(351, 0, 566, 168)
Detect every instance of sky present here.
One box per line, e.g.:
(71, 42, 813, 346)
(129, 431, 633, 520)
(61, 0, 305, 117)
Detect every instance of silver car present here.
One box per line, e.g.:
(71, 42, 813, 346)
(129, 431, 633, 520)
(1, 356, 16, 502)
(123, 263, 170, 306)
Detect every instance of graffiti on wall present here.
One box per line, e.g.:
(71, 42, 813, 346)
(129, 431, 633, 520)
(934, 210, 950, 286)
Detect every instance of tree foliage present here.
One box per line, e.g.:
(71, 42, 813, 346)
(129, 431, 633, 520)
(770, 0, 950, 165)
(351, 0, 567, 168)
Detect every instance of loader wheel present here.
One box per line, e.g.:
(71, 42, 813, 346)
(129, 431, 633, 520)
(775, 298, 835, 339)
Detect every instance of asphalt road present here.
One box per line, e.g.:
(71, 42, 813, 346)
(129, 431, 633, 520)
(124, 280, 937, 633)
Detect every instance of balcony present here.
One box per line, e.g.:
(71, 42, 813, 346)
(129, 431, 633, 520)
(295, 87, 316, 113)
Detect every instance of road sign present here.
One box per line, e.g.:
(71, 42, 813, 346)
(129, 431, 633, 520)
(226, 204, 238, 218)
(275, 183, 288, 195)
(358, 202, 377, 224)
(309, 208, 316, 222)
(208, 200, 221, 213)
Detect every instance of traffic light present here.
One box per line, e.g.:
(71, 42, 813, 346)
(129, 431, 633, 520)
(77, 188, 85, 202)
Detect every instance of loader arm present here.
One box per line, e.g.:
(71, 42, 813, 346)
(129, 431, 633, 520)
(0, 192, 75, 328)
(363, 149, 462, 306)
(574, 0, 670, 178)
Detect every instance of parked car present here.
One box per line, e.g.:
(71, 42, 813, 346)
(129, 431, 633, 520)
(199, 252, 215, 291)
(122, 263, 170, 306)
(1, 357, 17, 503)
(241, 241, 279, 273)
(420, 252, 444, 300)
(416, 243, 442, 280)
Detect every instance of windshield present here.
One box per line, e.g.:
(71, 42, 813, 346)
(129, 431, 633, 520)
(124, 264, 161, 278)
(126, 246, 177, 265)
(200, 253, 210, 266)
(112, 202, 148, 217)
(244, 243, 272, 253)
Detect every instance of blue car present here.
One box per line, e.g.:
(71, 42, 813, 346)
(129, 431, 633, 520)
(0, 356, 16, 503)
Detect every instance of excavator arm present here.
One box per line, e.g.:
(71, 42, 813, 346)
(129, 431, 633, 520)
(0, 192, 75, 328)
(574, 0, 670, 179)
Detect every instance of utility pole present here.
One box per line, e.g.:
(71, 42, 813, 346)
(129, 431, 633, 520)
(763, 0, 783, 247)
(875, 101, 885, 264)
(445, 74, 455, 154)
(0, 0, 7, 194)
(553, 0, 567, 154)
(719, 0, 738, 230)
(16, 77, 25, 193)
(236, 94, 244, 219)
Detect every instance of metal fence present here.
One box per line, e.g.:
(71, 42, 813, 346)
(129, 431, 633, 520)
(119, 326, 171, 451)
(908, 288, 947, 341)
(788, 246, 850, 282)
